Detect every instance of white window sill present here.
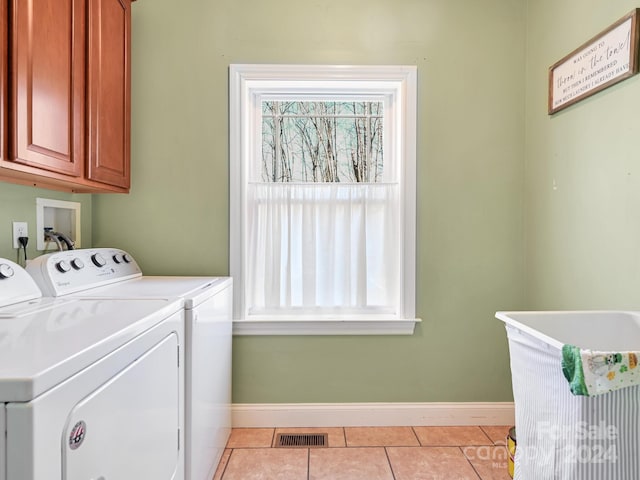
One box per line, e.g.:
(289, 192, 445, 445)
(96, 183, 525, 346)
(232, 318, 421, 336)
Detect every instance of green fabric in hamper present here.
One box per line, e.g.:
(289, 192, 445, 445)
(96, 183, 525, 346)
(561, 344, 589, 396)
(562, 344, 639, 396)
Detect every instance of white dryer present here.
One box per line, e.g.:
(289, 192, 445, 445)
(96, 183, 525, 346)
(27, 248, 232, 480)
(0, 257, 185, 480)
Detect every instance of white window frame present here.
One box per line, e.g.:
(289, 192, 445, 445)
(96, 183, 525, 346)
(229, 64, 418, 335)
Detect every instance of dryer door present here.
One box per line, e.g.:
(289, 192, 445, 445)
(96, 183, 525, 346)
(63, 333, 180, 480)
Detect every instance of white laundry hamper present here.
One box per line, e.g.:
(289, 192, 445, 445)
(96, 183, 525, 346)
(504, 322, 640, 479)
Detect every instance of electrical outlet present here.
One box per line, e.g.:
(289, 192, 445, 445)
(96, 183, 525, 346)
(12, 222, 28, 249)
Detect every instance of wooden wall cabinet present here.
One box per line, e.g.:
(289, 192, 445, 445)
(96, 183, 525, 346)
(0, 0, 132, 193)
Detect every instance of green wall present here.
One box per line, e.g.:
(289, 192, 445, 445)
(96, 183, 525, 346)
(3, 0, 636, 405)
(525, 0, 640, 310)
(0, 183, 92, 262)
(92, 0, 525, 403)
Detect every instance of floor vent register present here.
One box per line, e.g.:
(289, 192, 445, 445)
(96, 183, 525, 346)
(274, 433, 328, 448)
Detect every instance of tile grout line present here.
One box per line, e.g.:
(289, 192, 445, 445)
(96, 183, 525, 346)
(410, 426, 421, 446)
(458, 446, 483, 480)
(218, 448, 233, 480)
(478, 426, 495, 445)
(384, 446, 398, 480)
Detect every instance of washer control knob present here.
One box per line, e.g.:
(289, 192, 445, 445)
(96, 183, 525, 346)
(91, 253, 107, 268)
(0, 264, 15, 279)
(112, 254, 122, 264)
(122, 253, 132, 263)
(56, 261, 71, 273)
(71, 258, 84, 270)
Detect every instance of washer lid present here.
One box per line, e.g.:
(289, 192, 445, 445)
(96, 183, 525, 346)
(0, 297, 182, 402)
(68, 276, 232, 308)
(0, 297, 75, 318)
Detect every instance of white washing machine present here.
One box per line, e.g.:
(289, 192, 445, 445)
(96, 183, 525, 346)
(0, 257, 185, 480)
(27, 248, 232, 480)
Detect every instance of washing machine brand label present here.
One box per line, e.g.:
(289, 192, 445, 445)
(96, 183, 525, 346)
(69, 421, 86, 450)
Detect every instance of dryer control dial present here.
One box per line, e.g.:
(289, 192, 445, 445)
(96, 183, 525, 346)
(56, 261, 71, 273)
(91, 253, 107, 268)
(71, 258, 85, 270)
(0, 263, 15, 279)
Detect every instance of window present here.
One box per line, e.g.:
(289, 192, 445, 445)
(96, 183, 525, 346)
(261, 100, 384, 183)
(230, 64, 418, 335)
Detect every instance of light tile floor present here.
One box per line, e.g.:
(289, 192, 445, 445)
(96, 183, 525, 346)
(213, 426, 512, 480)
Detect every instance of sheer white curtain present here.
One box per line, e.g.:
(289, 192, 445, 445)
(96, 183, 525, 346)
(246, 183, 400, 318)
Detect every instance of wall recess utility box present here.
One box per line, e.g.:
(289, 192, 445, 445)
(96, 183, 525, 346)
(36, 198, 81, 251)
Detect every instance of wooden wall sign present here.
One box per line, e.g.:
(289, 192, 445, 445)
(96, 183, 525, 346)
(548, 9, 640, 114)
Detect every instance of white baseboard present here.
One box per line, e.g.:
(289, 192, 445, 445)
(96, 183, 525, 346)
(232, 402, 515, 428)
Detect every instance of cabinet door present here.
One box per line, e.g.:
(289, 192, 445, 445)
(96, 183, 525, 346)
(12, 0, 85, 176)
(87, 0, 131, 188)
(0, 0, 7, 163)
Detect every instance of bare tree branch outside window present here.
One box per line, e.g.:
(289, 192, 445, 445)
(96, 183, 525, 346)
(261, 101, 384, 183)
